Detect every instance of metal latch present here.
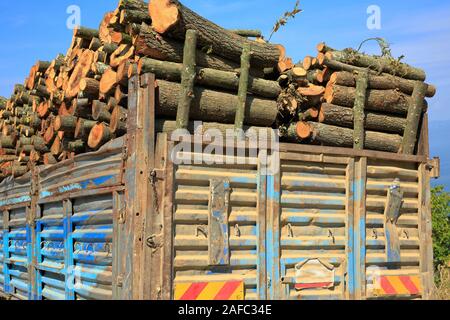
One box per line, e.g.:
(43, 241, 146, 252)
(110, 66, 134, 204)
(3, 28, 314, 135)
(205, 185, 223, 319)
(149, 169, 165, 184)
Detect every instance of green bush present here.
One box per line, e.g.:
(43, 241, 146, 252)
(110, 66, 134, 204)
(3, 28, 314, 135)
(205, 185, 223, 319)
(431, 186, 450, 269)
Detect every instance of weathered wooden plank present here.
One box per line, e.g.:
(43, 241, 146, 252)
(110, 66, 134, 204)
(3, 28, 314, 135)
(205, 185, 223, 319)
(63, 199, 74, 300)
(384, 180, 403, 264)
(267, 153, 281, 299)
(208, 179, 231, 266)
(354, 157, 367, 299)
(278, 143, 427, 164)
(112, 190, 125, 300)
(28, 166, 39, 300)
(346, 159, 355, 300)
(123, 74, 150, 299)
(418, 164, 433, 299)
(257, 150, 267, 299)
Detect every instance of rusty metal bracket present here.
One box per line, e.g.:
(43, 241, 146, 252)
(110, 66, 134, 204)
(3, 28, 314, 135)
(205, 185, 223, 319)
(149, 169, 165, 183)
(427, 157, 440, 179)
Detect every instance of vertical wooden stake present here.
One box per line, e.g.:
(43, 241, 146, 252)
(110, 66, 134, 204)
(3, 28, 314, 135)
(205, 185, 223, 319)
(353, 70, 368, 150)
(418, 163, 434, 299)
(401, 81, 427, 155)
(354, 157, 367, 300)
(176, 29, 198, 130)
(234, 43, 252, 138)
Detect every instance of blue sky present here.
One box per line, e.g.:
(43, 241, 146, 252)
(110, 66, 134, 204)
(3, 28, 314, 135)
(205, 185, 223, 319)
(0, 0, 449, 188)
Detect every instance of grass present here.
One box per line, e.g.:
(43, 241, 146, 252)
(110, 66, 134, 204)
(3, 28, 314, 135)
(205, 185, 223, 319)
(432, 266, 450, 300)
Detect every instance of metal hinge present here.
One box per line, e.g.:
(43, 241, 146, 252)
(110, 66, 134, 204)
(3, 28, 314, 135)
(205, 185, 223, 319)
(149, 169, 165, 183)
(427, 157, 440, 179)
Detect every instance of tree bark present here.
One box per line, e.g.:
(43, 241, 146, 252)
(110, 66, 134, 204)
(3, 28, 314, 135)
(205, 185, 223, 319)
(75, 118, 97, 140)
(320, 103, 407, 134)
(92, 101, 111, 123)
(134, 23, 264, 77)
(72, 98, 92, 118)
(0, 148, 16, 155)
(0, 97, 8, 109)
(400, 82, 427, 155)
(79, 78, 100, 99)
(229, 30, 262, 38)
(138, 57, 281, 98)
(325, 84, 426, 115)
(353, 70, 369, 150)
(156, 80, 277, 126)
(53, 115, 77, 133)
(148, 0, 283, 69)
(295, 121, 402, 153)
(176, 29, 197, 129)
(31, 136, 48, 153)
(329, 71, 436, 98)
(235, 43, 251, 135)
(66, 139, 86, 154)
(120, 9, 151, 25)
(0, 136, 17, 148)
(74, 27, 99, 41)
(325, 50, 426, 81)
(0, 155, 17, 164)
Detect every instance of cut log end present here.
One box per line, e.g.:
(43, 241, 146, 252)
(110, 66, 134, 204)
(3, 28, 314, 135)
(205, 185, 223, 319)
(296, 122, 312, 139)
(317, 42, 326, 53)
(298, 84, 326, 97)
(317, 52, 325, 66)
(303, 56, 313, 70)
(148, 0, 180, 34)
(324, 84, 334, 103)
(88, 123, 111, 149)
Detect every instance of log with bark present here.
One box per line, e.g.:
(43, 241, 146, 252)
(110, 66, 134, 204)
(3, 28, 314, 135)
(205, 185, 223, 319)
(324, 84, 427, 115)
(291, 121, 402, 153)
(319, 103, 406, 134)
(324, 49, 426, 81)
(134, 23, 265, 77)
(155, 80, 278, 126)
(137, 57, 281, 98)
(148, 0, 288, 70)
(329, 71, 436, 98)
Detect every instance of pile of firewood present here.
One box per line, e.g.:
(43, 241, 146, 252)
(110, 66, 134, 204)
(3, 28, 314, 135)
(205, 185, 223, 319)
(0, 0, 436, 181)
(278, 43, 436, 154)
(0, 0, 295, 180)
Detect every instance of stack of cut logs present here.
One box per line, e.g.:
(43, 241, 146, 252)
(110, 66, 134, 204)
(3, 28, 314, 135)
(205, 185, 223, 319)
(0, 0, 436, 181)
(279, 43, 436, 154)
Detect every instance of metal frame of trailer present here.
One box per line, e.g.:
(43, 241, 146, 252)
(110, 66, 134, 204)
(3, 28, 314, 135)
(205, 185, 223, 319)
(0, 73, 439, 300)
